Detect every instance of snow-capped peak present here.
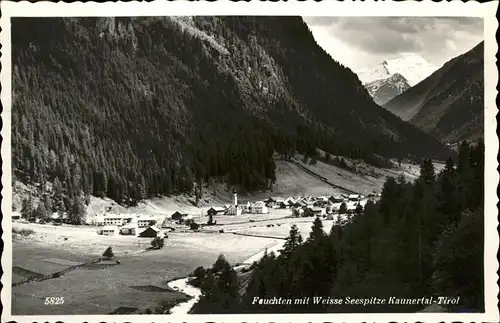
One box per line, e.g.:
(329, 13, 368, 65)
(356, 54, 438, 86)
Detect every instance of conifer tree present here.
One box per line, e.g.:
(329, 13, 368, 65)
(69, 195, 86, 225)
(281, 224, 303, 260)
(21, 195, 34, 219)
(34, 201, 48, 220)
(339, 202, 348, 215)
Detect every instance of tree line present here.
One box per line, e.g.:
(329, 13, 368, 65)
(192, 140, 484, 313)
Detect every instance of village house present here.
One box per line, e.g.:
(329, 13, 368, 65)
(225, 205, 243, 215)
(264, 197, 275, 207)
(313, 200, 326, 207)
(249, 201, 269, 214)
(207, 207, 226, 217)
(119, 223, 138, 236)
(95, 215, 105, 226)
(171, 211, 188, 221)
(346, 201, 359, 211)
(275, 201, 287, 209)
(100, 225, 119, 236)
(302, 207, 314, 217)
(311, 207, 326, 216)
(139, 225, 161, 238)
(348, 194, 361, 202)
(138, 217, 156, 228)
(51, 212, 68, 223)
(330, 202, 343, 212)
(104, 215, 125, 226)
(329, 196, 344, 203)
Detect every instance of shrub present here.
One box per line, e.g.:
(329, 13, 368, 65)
(102, 246, 114, 259)
(12, 227, 35, 236)
(151, 237, 165, 249)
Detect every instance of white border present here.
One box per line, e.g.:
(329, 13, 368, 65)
(1, 1, 498, 322)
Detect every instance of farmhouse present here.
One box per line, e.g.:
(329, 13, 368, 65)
(171, 211, 188, 221)
(139, 226, 161, 238)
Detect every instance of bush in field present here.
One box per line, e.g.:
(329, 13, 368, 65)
(12, 227, 35, 236)
(190, 222, 200, 230)
(102, 246, 114, 259)
(151, 237, 165, 249)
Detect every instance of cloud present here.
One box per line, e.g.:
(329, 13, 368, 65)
(303, 17, 483, 70)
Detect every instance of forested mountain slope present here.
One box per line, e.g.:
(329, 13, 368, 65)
(383, 42, 484, 144)
(12, 16, 451, 208)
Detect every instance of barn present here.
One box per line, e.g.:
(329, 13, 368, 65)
(171, 211, 188, 221)
(139, 226, 161, 238)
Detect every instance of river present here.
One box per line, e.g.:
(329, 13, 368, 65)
(167, 239, 286, 314)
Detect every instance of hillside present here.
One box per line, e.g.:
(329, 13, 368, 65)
(383, 42, 484, 144)
(12, 16, 451, 214)
(364, 73, 411, 106)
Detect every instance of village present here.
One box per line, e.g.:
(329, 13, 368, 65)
(11, 188, 383, 315)
(86, 191, 379, 239)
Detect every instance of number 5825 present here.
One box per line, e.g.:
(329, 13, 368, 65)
(44, 297, 64, 305)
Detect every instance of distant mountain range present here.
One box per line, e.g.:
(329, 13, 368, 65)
(383, 42, 484, 145)
(356, 54, 438, 105)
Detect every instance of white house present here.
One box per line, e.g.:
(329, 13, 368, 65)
(100, 225, 119, 236)
(138, 217, 156, 228)
(348, 194, 361, 202)
(249, 201, 269, 214)
(346, 201, 359, 211)
(104, 215, 125, 226)
(225, 205, 243, 215)
(330, 202, 343, 212)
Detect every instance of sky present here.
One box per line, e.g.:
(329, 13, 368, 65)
(302, 17, 484, 71)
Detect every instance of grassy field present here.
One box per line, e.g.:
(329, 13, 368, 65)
(234, 218, 335, 239)
(11, 223, 282, 315)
